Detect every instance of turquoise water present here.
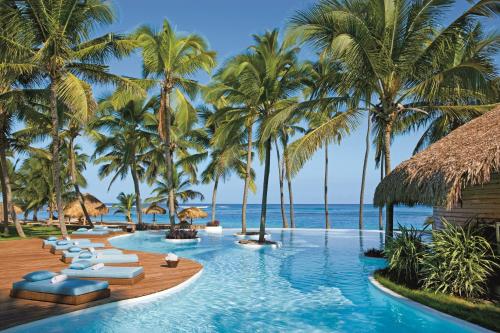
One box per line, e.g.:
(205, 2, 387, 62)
(52, 204, 432, 230)
(16, 229, 478, 333)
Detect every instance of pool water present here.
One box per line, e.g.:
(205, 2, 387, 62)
(16, 230, 478, 333)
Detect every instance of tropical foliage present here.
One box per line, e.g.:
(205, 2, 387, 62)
(422, 220, 498, 298)
(384, 225, 427, 287)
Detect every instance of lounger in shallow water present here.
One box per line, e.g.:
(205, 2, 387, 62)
(61, 249, 123, 263)
(50, 242, 105, 254)
(61, 265, 145, 285)
(10, 276, 110, 305)
(42, 238, 91, 249)
(71, 253, 140, 265)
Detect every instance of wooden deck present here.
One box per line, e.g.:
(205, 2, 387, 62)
(0, 233, 203, 331)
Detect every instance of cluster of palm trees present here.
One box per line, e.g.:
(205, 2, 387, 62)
(0, 0, 497, 242)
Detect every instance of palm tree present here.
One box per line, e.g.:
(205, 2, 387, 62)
(201, 105, 253, 223)
(148, 168, 205, 215)
(135, 19, 216, 230)
(214, 30, 305, 242)
(0, 0, 139, 237)
(113, 192, 135, 223)
(291, 0, 499, 237)
(92, 97, 156, 230)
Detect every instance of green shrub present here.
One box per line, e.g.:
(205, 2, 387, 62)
(422, 220, 498, 299)
(384, 225, 427, 287)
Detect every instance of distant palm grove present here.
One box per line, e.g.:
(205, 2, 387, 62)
(0, 0, 498, 241)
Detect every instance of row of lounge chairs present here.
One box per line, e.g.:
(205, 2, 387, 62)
(10, 234, 146, 305)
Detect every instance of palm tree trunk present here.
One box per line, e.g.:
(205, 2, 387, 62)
(285, 157, 295, 228)
(0, 160, 9, 236)
(130, 165, 143, 228)
(0, 133, 25, 238)
(211, 176, 219, 222)
(275, 140, 288, 228)
(159, 85, 176, 230)
(379, 158, 384, 230)
(49, 78, 68, 238)
(258, 139, 272, 243)
(384, 121, 394, 238)
(241, 125, 253, 234)
(359, 112, 371, 229)
(324, 145, 330, 229)
(68, 137, 93, 228)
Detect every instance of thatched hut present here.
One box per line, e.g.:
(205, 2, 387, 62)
(63, 194, 109, 219)
(374, 106, 500, 229)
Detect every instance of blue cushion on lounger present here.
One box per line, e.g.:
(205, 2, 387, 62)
(69, 260, 93, 270)
(68, 246, 81, 253)
(23, 270, 57, 282)
(47, 236, 57, 241)
(71, 254, 139, 264)
(77, 228, 88, 232)
(56, 240, 69, 245)
(62, 266, 144, 279)
(12, 278, 109, 296)
(63, 249, 122, 259)
(77, 251, 93, 259)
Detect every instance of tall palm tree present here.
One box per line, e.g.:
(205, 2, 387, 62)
(92, 97, 156, 230)
(113, 192, 135, 223)
(244, 30, 306, 242)
(135, 19, 216, 230)
(0, 0, 139, 237)
(291, 0, 499, 237)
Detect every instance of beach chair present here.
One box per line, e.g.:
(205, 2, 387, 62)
(49, 241, 105, 255)
(10, 271, 110, 305)
(42, 237, 91, 249)
(61, 248, 123, 263)
(62, 262, 145, 285)
(70, 252, 140, 266)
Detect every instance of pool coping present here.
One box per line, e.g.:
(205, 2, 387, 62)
(2, 232, 204, 333)
(369, 276, 493, 333)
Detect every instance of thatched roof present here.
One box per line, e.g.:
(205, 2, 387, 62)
(0, 203, 23, 215)
(142, 204, 166, 215)
(177, 207, 208, 220)
(63, 193, 109, 218)
(374, 106, 500, 208)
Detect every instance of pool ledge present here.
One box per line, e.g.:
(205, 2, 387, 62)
(369, 276, 493, 333)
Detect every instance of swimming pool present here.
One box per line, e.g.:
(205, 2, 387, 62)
(11, 230, 483, 332)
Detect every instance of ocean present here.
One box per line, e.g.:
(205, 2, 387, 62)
(54, 204, 432, 230)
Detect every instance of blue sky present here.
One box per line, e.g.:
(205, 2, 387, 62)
(78, 0, 499, 204)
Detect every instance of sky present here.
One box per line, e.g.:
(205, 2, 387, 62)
(75, 0, 499, 204)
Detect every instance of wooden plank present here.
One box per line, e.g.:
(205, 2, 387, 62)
(0, 236, 202, 330)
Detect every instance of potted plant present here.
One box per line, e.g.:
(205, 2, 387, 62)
(163, 228, 201, 243)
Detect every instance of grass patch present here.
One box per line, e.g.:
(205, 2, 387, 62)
(374, 269, 500, 331)
(0, 225, 61, 241)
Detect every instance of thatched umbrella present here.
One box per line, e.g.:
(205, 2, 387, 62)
(0, 203, 23, 216)
(177, 207, 208, 224)
(142, 204, 166, 223)
(64, 194, 109, 222)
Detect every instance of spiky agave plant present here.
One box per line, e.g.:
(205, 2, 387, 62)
(422, 220, 498, 299)
(384, 224, 428, 287)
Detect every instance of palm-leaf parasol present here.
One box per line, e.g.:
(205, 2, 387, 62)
(142, 204, 166, 223)
(63, 193, 109, 220)
(177, 207, 208, 224)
